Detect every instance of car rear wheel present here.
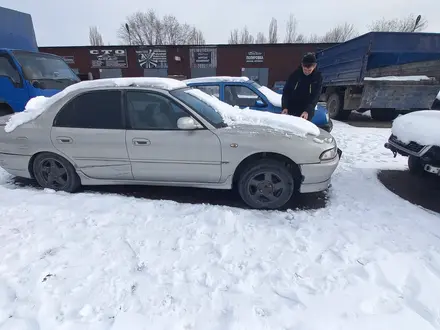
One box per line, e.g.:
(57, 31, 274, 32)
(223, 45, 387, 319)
(32, 152, 81, 192)
(238, 159, 295, 209)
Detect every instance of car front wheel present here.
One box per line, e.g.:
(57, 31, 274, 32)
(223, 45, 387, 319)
(32, 152, 81, 192)
(238, 159, 295, 209)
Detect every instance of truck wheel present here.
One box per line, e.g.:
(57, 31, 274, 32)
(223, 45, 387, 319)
(327, 93, 351, 120)
(238, 159, 295, 209)
(32, 152, 81, 192)
(0, 104, 13, 117)
(370, 109, 398, 121)
(408, 156, 426, 176)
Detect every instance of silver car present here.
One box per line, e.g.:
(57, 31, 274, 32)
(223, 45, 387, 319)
(0, 78, 341, 209)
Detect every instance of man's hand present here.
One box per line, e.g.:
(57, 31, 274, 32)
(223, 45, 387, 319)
(281, 109, 288, 114)
(300, 112, 308, 120)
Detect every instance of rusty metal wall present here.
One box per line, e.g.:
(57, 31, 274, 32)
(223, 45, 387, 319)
(39, 43, 336, 86)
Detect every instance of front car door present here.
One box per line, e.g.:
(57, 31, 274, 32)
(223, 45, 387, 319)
(223, 83, 268, 111)
(51, 89, 132, 180)
(0, 52, 29, 112)
(124, 90, 222, 183)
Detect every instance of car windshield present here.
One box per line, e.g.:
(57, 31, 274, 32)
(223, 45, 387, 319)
(250, 81, 262, 89)
(13, 51, 79, 82)
(170, 88, 226, 128)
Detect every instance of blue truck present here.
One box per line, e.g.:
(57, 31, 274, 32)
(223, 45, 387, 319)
(185, 76, 333, 132)
(0, 6, 80, 116)
(317, 32, 440, 121)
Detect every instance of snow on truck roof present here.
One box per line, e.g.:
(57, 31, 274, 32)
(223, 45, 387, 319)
(184, 76, 250, 84)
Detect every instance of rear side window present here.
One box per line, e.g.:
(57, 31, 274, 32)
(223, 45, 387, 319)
(53, 90, 123, 129)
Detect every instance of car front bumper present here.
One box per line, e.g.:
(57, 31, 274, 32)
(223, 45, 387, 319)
(299, 148, 341, 193)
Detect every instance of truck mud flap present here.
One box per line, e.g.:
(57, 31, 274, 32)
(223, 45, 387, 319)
(360, 80, 440, 110)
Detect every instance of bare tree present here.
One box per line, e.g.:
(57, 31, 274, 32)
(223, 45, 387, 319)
(319, 23, 358, 42)
(256, 32, 267, 44)
(268, 18, 278, 43)
(89, 26, 104, 46)
(284, 14, 298, 43)
(118, 10, 205, 45)
(228, 29, 239, 44)
(368, 14, 428, 32)
(295, 34, 306, 43)
(308, 34, 321, 43)
(239, 26, 254, 44)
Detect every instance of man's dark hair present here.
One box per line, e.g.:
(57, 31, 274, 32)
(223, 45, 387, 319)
(302, 52, 317, 66)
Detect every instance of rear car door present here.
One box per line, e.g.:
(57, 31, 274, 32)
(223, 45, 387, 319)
(51, 90, 132, 180)
(223, 84, 269, 111)
(124, 90, 222, 183)
(0, 52, 29, 113)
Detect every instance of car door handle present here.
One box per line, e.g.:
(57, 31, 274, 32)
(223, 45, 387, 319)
(56, 137, 73, 144)
(132, 138, 150, 146)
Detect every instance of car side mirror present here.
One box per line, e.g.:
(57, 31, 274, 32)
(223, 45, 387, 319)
(255, 100, 265, 107)
(177, 117, 202, 130)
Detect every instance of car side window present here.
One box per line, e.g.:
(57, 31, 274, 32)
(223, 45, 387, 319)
(126, 91, 193, 130)
(0, 55, 21, 84)
(193, 85, 220, 98)
(224, 85, 264, 108)
(53, 90, 123, 129)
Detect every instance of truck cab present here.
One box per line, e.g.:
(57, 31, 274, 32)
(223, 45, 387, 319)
(0, 49, 80, 115)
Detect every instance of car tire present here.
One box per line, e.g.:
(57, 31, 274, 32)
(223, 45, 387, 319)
(238, 159, 295, 209)
(408, 155, 426, 176)
(370, 109, 398, 121)
(0, 104, 13, 117)
(327, 93, 351, 120)
(32, 152, 81, 192)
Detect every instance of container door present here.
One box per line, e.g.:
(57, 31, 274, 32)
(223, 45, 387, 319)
(143, 69, 168, 77)
(99, 69, 122, 79)
(191, 68, 216, 78)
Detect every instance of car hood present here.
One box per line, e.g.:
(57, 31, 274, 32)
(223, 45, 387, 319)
(217, 123, 331, 141)
(215, 124, 336, 164)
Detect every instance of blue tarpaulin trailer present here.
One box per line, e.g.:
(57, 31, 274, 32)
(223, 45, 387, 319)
(316, 32, 440, 121)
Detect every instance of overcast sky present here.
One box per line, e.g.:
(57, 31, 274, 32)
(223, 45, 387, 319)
(1, 0, 439, 46)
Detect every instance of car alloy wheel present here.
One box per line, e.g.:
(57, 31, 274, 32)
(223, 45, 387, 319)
(238, 159, 295, 209)
(32, 152, 81, 192)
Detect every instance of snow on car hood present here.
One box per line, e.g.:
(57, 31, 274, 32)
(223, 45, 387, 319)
(186, 89, 320, 137)
(392, 110, 440, 146)
(4, 77, 187, 133)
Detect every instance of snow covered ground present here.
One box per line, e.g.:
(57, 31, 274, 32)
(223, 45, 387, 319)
(1, 121, 440, 330)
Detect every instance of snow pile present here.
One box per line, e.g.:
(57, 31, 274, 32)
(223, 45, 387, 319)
(186, 89, 321, 137)
(4, 96, 53, 133)
(184, 76, 249, 84)
(364, 75, 432, 81)
(4, 78, 187, 133)
(392, 110, 440, 146)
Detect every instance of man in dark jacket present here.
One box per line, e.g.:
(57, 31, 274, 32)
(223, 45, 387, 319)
(281, 53, 323, 121)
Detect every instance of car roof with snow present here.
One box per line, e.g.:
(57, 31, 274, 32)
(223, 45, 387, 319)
(184, 76, 251, 84)
(71, 77, 188, 92)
